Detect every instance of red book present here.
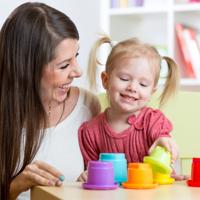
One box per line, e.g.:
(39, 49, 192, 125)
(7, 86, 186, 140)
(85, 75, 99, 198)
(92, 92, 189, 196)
(175, 23, 196, 78)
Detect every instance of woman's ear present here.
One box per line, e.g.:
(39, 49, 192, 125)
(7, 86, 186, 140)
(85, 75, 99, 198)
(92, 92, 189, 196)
(101, 71, 109, 90)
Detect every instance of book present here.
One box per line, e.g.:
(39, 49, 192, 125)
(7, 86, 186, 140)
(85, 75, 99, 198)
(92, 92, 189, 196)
(175, 23, 196, 78)
(189, 0, 200, 3)
(183, 28, 200, 79)
(110, 0, 119, 8)
(128, 0, 144, 7)
(119, 0, 128, 8)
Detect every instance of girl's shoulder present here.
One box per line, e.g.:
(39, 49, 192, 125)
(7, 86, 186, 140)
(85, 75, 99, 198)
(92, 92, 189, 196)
(142, 107, 164, 116)
(138, 107, 168, 123)
(79, 111, 105, 130)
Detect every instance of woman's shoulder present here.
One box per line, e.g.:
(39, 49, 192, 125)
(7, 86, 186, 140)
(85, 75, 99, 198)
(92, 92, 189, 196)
(79, 87, 101, 117)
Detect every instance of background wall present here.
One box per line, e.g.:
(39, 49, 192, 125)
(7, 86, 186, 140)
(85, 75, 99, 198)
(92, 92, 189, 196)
(0, 0, 101, 89)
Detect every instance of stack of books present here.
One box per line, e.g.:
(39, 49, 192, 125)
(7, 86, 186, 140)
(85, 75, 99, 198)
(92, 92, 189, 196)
(175, 23, 200, 79)
(110, 0, 144, 8)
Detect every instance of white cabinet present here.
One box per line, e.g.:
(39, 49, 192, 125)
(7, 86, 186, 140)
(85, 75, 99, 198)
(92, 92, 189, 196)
(100, 0, 200, 90)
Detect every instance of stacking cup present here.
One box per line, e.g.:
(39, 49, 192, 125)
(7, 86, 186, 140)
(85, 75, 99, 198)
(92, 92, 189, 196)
(99, 153, 127, 184)
(187, 158, 200, 187)
(153, 172, 174, 184)
(122, 163, 157, 189)
(144, 146, 172, 174)
(83, 161, 118, 190)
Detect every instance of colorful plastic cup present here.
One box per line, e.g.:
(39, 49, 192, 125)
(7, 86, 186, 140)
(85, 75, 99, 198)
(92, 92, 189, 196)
(143, 146, 172, 174)
(122, 163, 157, 189)
(187, 158, 200, 187)
(83, 161, 118, 190)
(99, 153, 127, 184)
(153, 172, 174, 185)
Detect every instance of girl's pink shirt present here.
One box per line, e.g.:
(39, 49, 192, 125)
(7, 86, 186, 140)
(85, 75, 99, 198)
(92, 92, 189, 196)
(78, 107, 172, 168)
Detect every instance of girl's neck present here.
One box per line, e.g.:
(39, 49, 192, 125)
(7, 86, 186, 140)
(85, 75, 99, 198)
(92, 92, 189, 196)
(106, 107, 137, 133)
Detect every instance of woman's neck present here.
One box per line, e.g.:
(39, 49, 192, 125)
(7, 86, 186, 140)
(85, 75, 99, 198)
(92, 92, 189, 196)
(43, 86, 79, 128)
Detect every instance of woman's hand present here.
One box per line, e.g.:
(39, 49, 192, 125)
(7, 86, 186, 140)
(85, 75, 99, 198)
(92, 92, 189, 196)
(77, 170, 88, 182)
(148, 137, 179, 163)
(9, 160, 64, 200)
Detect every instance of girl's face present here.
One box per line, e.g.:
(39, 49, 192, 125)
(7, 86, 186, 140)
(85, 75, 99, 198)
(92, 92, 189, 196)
(102, 57, 156, 114)
(40, 38, 82, 104)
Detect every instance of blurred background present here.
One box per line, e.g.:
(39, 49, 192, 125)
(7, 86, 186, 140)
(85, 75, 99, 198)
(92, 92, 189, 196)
(1, 0, 200, 93)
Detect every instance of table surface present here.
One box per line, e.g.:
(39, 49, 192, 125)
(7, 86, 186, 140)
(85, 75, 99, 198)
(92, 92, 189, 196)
(31, 181, 200, 200)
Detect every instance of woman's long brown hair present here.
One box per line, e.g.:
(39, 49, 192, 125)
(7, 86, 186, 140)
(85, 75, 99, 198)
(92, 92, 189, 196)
(0, 2, 79, 199)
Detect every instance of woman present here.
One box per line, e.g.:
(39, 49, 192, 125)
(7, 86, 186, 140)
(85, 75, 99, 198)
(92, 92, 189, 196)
(0, 2, 100, 199)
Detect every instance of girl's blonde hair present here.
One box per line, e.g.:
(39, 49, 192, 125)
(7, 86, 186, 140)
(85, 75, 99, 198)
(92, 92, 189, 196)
(87, 35, 179, 107)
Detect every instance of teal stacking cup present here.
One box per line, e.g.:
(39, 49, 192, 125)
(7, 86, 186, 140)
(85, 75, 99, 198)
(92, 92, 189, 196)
(99, 153, 127, 184)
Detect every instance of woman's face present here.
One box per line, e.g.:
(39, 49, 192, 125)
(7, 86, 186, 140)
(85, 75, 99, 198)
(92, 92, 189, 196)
(40, 38, 82, 104)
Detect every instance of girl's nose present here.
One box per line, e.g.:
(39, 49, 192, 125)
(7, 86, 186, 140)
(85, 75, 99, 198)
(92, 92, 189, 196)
(127, 82, 137, 92)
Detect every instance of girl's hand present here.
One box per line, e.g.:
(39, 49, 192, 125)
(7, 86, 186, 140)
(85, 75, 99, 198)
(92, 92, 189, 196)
(148, 137, 179, 163)
(171, 173, 189, 181)
(9, 160, 64, 200)
(77, 170, 88, 182)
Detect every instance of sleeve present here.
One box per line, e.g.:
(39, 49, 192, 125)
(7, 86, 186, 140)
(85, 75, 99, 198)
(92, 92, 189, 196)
(148, 109, 173, 142)
(78, 122, 99, 169)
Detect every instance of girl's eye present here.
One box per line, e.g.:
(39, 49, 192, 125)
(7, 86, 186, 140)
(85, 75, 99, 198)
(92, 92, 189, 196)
(140, 83, 148, 87)
(120, 77, 129, 81)
(76, 52, 79, 57)
(60, 64, 69, 69)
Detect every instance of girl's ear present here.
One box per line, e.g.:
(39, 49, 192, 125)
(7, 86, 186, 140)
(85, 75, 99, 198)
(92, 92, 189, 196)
(101, 71, 109, 90)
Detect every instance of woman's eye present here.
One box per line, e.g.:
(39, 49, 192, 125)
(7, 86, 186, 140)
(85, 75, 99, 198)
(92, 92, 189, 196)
(76, 52, 79, 57)
(60, 64, 69, 69)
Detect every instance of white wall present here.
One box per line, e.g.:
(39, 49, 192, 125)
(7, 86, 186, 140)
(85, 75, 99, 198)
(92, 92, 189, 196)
(0, 0, 101, 89)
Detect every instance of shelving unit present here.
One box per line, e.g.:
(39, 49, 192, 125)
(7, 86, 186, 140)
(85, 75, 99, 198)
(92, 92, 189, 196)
(100, 0, 200, 91)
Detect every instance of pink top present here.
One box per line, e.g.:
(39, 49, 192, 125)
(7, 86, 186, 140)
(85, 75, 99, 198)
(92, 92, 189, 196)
(78, 107, 172, 168)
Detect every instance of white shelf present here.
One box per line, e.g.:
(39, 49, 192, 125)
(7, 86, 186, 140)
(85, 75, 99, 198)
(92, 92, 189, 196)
(181, 79, 200, 86)
(109, 7, 168, 15)
(174, 3, 200, 12)
(99, 0, 200, 91)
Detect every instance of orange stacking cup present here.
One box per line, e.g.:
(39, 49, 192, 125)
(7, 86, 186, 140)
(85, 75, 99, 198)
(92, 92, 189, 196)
(122, 163, 157, 189)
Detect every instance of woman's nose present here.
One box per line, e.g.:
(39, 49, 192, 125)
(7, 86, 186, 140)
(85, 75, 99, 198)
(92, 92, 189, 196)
(72, 65, 82, 77)
(70, 59, 83, 78)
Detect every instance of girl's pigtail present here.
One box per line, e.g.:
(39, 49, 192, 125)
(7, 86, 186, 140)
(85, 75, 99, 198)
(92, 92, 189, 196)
(87, 35, 112, 91)
(159, 56, 180, 107)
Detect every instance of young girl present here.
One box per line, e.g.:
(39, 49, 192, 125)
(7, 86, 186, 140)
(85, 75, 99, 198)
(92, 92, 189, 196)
(78, 36, 187, 180)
